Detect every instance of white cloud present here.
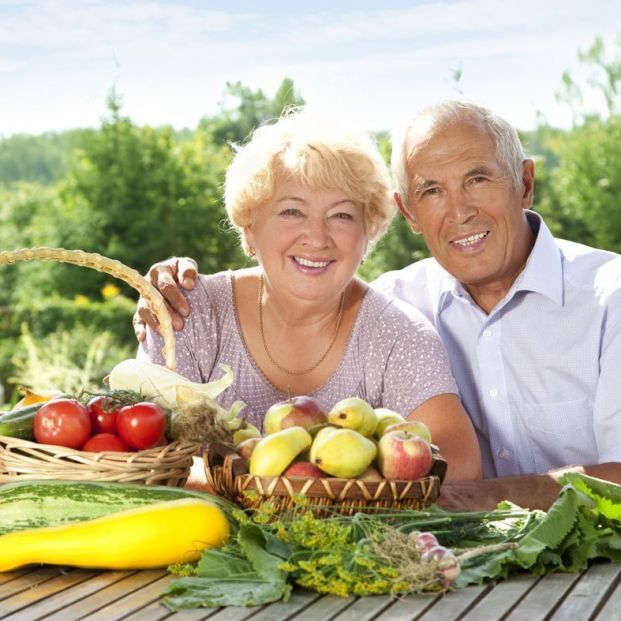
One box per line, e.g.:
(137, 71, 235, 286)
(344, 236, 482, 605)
(0, 0, 619, 135)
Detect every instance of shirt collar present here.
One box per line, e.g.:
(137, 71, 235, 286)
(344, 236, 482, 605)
(437, 211, 563, 311)
(512, 211, 563, 305)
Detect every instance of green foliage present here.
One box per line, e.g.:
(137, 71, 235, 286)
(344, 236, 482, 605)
(55, 91, 242, 299)
(9, 323, 134, 396)
(199, 77, 305, 145)
(0, 294, 137, 400)
(547, 114, 621, 252)
(0, 130, 91, 186)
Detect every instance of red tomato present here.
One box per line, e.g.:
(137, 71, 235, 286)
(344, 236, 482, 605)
(34, 398, 92, 449)
(116, 402, 167, 450)
(82, 433, 131, 452)
(87, 396, 120, 434)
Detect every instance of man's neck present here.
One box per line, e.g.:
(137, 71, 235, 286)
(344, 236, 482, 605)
(466, 215, 537, 315)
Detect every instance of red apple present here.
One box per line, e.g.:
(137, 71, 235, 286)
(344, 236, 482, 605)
(236, 436, 262, 460)
(283, 461, 327, 478)
(263, 396, 327, 435)
(383, 420, 432, 444)
(377, 430, 433, 480)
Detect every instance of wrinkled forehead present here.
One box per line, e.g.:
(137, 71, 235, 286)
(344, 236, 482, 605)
(405, 118, 499, 176)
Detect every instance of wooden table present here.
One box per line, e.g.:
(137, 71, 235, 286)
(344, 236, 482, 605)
(1, 561, 620, 620)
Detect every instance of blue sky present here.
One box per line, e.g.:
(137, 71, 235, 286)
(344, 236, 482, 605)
(0, 0, 619, 137)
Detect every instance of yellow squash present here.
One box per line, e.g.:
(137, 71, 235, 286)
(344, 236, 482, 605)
(0, 498, 229, 571)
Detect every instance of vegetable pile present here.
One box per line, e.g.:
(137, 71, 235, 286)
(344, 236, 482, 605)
(0, 359, 247, 453)
(161, 472, 621, 610)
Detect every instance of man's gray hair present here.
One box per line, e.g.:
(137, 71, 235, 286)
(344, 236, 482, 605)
(391, 100, 527, 206)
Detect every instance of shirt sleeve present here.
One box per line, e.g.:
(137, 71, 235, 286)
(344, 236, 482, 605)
(367, 298, 459, 415)
(594, 301, 621, 463)
(137, 276, 220, 383)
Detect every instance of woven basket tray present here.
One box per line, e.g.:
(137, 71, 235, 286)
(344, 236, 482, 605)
(0, 247, 199, 486)
(205, 442, 447, 515)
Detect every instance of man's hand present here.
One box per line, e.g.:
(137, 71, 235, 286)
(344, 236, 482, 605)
(133, 257, 199, 342)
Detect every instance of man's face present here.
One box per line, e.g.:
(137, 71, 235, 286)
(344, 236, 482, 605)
(398, 120, 535, 310)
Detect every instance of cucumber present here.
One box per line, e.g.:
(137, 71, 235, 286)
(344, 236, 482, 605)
(0, 479, 235, 535)
(0, 403, 43, 440)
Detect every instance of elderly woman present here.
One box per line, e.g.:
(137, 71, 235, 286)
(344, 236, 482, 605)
(138, 108, 481, 481)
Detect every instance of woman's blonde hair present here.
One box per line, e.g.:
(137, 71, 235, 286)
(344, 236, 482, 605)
(224, 107, 395, 256)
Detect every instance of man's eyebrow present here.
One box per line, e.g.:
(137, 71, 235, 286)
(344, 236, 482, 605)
(412, 178, 438, 195)
(466, 166, 494, 177)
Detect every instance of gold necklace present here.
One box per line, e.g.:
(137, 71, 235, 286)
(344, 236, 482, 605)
(258, 273, 346, 376)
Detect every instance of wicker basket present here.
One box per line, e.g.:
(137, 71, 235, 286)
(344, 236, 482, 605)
(0, 247, 199, 486)
(205, 441, 447, 515)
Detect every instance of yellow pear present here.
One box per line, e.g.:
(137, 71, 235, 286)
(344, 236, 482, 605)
(373, 408, 406, 438)
(249, 426, 312, 476)
(309, 426, 342, 462)
(327, 397, 378, 437)
(310, 428, 377, 478)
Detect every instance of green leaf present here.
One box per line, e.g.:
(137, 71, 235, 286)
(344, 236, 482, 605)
(455, 549, 515, 586)
(162, 577, 291, 610)
(514, 488, 580, 568)
(559, 472, 621, 521)
(239, 522, 289, 581)
(196, 547, 254, 579)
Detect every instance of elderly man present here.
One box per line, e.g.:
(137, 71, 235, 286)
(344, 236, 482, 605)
(135, 101, 621, 511)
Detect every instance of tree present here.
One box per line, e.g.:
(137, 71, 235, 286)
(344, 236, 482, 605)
(56, 91, 242, 298)
(199, 77, 305, 145)
(546, 33, 621, 252)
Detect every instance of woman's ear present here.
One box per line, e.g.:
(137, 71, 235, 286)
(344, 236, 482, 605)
(394, 192, 421, 234)
(243, 225, 256, 257)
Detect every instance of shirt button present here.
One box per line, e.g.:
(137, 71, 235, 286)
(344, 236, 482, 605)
(483, 329, 492, 337)
(498, 449, 509, 460)
(489, 388, 498, 398)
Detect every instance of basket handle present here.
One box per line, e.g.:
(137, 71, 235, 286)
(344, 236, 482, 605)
(0, 247, 176, 371)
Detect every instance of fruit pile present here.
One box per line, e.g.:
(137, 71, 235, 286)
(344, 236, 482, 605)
(238, 396, 435, 481)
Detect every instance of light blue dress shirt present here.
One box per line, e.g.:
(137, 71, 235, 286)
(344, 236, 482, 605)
(373, 211, 621, 478)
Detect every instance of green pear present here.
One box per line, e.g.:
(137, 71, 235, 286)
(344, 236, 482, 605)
(327, 397, 378, 437)
(249, 426, 312, 476)
(232, 423, 262, 446)
(373, 408, 406, 438)
(310, 428, 377, 478)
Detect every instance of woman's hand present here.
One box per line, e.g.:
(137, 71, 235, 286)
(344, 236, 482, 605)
(133, 257, 199, 341)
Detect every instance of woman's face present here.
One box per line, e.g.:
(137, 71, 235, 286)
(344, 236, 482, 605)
(245, 178, 368, 304)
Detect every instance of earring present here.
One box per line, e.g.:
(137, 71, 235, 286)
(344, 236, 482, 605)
(248, 247, 256, 258)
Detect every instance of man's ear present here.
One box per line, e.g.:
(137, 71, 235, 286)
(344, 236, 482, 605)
(394, 192, 421, 234)
(521, 159, 535, 209)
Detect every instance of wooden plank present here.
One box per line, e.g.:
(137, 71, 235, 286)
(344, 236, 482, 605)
(284, 594, 356, 620)
(249, 589, 322, 621)
(39, 570, 165, 621)
(0, 568, 97, 618)
(460, 574, 540, 621)
(0, 569, 35, 586)
(331, 595, 394, 620)
(550, 562, 621, 621)
(416, 584, 490, 620)
(373, 592, 439, 620)
(0, 566, 61, 601)
(69, 572, 174, 621)
(595, 567, 621, 620)
(122, 596, 217, 621)
(1, 570, 129, 621)
(504, 571, 582, 621)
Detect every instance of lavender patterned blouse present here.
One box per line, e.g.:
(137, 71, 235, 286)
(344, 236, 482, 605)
(139, 271, 458, 432)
